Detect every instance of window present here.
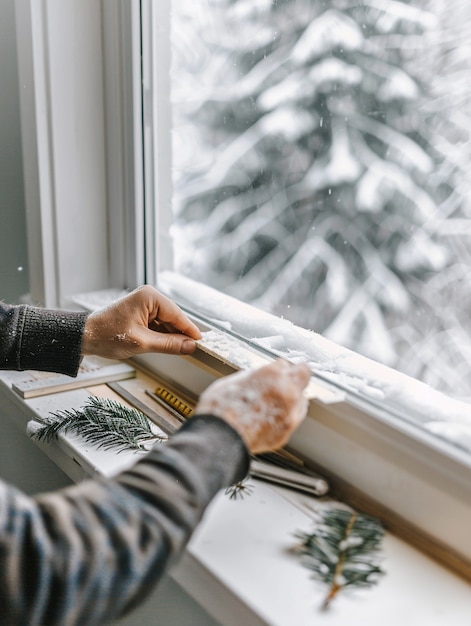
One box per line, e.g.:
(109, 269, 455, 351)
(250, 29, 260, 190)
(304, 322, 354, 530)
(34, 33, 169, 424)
(145, 0, 471, 406)
(16, 0, 471, 574)
(139, 1, 471, 573)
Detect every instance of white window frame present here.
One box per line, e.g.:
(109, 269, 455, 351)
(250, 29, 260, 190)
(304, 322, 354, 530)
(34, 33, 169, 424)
(15, 0, 147, 308)
(15, 0, 471, 582)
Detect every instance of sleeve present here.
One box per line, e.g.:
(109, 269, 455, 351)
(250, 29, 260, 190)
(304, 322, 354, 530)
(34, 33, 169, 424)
(0, 414, 250, 626)
(0, 302, 88, 376)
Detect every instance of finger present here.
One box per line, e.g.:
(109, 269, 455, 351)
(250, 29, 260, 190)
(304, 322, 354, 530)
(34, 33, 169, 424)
(253, 358, 290, 379)
(293, 394, 309, 423)
(138, 328, 197, 355)
(149, 320, 178, 334)
(286, 363, 311, 388)
(256, 359, 310, 389)
(151, 293, 202, 340)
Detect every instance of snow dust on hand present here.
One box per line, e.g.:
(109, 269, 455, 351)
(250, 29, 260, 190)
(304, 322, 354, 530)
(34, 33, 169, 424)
(196, 359, 311, 453)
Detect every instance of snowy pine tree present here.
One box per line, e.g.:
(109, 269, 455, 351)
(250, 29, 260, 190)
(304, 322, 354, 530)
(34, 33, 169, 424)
(389, 0, 471, 395)
(170, 0, 471, 396)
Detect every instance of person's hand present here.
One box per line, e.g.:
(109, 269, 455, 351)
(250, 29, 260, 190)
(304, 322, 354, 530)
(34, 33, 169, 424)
(196, 359, 311, 454)
(81, 285, 201, 359)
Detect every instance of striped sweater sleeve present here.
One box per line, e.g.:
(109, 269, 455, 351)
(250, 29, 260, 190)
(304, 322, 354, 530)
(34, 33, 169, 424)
(0, 302, 251, 624)
(0, 415, 250, 626)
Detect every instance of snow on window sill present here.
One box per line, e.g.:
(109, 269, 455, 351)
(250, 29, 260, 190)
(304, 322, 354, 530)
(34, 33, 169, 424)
(156, 271, 471, 457)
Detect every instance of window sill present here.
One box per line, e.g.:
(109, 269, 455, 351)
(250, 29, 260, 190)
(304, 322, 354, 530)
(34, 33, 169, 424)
(1, 367, 471, 624)
(70, 280, 471, 578)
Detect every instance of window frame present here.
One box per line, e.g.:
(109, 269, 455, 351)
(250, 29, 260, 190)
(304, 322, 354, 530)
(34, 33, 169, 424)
(15, 0, 471, 580)
(15, 0, 147, 308)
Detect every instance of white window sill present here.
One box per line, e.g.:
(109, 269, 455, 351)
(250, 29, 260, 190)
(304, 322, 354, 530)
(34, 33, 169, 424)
(0, 367, 470, 625)
(70, 277, 471, 575)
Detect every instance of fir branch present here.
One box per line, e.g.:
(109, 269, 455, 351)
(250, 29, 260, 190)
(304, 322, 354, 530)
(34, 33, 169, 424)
(294, 507, 385, 609)
(31, 396, 163, 452)
(225, 478, 254, 500)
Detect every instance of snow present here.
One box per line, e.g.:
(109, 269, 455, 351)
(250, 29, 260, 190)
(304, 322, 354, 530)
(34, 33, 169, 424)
(291, 10, 364, 64)
(394, 231, 449, 273)
(377, 70, 419, 102)
(366, 0, 437, 33)
(159, 271, 471, 452)
(228, 0, 274, 21)
(258, 59, 362, 111)
(350, 115, 434, 174)
(183, 105, 316, 194)
(259, 106, 318, 143)
(304, 121, 362, 190)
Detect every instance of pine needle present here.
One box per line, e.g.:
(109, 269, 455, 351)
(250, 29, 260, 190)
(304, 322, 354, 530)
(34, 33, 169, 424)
(225, 478, 254, 500)
(294, 507, 385, 609)
(31, 396, 163, 452)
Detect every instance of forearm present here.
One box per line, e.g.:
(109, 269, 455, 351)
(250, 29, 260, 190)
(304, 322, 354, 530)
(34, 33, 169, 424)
(0, 415, 249, 626)
(0, 303, 87, 376)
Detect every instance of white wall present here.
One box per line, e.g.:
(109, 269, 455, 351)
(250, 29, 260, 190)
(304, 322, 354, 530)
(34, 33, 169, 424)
(0, 0, 29, 303)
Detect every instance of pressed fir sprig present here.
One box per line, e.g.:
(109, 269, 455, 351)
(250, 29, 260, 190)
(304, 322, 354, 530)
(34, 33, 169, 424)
(31, 396, 164, 452)
(294, 507, 385, 609)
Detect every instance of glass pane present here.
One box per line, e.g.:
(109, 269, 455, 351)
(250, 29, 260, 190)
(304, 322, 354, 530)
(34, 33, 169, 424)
(166, 0, 471, 405)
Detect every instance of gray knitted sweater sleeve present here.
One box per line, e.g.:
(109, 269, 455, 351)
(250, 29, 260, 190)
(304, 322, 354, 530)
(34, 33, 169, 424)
(0, 302, 88, 376)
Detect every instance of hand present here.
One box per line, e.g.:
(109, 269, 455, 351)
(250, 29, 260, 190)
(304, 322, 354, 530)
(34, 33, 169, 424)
(196, 359, 311, 454)
(81, 285, 202, 359)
